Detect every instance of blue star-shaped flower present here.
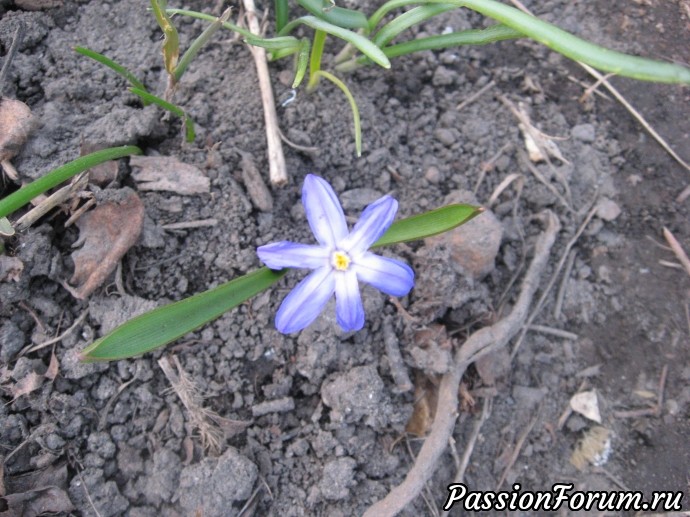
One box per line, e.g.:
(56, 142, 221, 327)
(257, 174, 415, 333)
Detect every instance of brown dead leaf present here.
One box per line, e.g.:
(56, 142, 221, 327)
(405, 374, 439, 437)
(69, 188, 144, 299)
(0, 98, 33, 163)
(45, 351, 59, 381)
(1, 463, 74, 517)
(10, 371, 43, 400)
(130, 155, 210, 195)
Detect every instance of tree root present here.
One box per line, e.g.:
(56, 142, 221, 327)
(363, 210, 561, 517)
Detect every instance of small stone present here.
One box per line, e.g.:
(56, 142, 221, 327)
(432, 65, 456, 86)
(595, 197, 621, 221)
(434, 128, 456, 147)
(424, 191, 503, 280)
(572, 123, 596, 143)
(0, 320, 25, 362)
(424, 165, 442, 184)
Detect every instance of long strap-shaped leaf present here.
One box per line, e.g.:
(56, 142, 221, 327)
(280, 16, 391, 69)
(81, 267, 289, 361)
(0, 146, 142, 219)
(81, 203, 481, 361)
(439, 0, 690, 84)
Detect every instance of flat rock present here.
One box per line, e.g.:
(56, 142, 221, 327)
(424, 190, 503, 280)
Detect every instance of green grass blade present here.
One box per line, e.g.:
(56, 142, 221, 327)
(369, 0, 427, 31)
(280, 16, 391, 69)
(174, 8, 231, 82)
(449, 0, 690, 83)
(166, 7, 253, 38)
(382, 24, 522, 58)
(297, 0, 368, 29)
(275, 0, 289, 32)
(74, 46, 149, 93)
(129, 87, 195, 142)
(373, 4, 457, 47)
(245, 35, 301, 51)
(0, 146, 142, 220)
(313, 71, 362, 156)
(307, 29, 327, 89)
(81, 267, 288, 361)
(372, 204, 482, 248)
(293, 38, 311, 87)
(151, 0, 180, 77)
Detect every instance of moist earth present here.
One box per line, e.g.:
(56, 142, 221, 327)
(0, 0, 689, 516)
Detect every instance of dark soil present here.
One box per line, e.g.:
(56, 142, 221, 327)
(1, 0, 689, 516)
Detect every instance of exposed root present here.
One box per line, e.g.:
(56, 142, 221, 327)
(363, 211, 560, 517)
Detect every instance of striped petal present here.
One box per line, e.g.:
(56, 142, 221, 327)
(353, 252, 414, 297)
(275, 267, 335, 333)
(334, 269, 365, 332)
(257, 241, 329, 270)
(340, 195, 397, 255)
(302, 174, 348, 247)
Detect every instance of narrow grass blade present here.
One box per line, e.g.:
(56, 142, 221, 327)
(280, 16, 391, 69)
(382, 24, 522, 58)
(174, 8, 231, 82)
(275, 0, 289, 32)
(307, 29, 327, 89)
(151, 0, 180, 76)
(245, 35, 301, 51)
(293, 38, 311, 87)
(297, 0, 368, 29)
(372, 204, 482, 248)
(369, 0, 428, 31)
(312, 70, 361, 156)
(74, 46, 149, 93)
(166, 7, 253, 38)
(449, 0, 690, 84)
(129, 87, 195, 142)
(81, 267, 288, 361)
(373, 3, 456, 47)
(0, 146, 142, 219)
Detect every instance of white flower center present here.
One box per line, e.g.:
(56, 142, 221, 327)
(331, 250, 351, 271)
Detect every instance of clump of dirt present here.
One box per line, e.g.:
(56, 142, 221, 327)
(1, 0, 688, 515)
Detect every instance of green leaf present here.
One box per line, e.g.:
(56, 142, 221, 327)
(245, 35, 302, 51)
(312, 71, 361, 156)
(373, 4, 457, 48)
(174, 8, 231, 82)
(280, 16, 391, 69)
(372, 203, 482, 248)
(275, 0, 289, 32)
(447, 0, 690, 84)
(381, 24, 521, 59)
(74, 46, 149, 94)
(81, 267, 288, 361)
(0, 146, 142, 220)
(0, 216, 15, 237)
(129, 87, 195, 142)
(297, 0, 369, 29)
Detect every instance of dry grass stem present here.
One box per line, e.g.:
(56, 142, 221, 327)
(158, 355, 225, 454)
(662, 227, 690, 278)
(363, 211, 560, 517)
(527, 324, 578, 340)
(14, 173, 89, 231)
(242, 0, 288, 186)
(488, 173, 524, 206)
(553, 249, 576, 320)
(496, 405, 542, 489)
(21, 308, 89, 356)
(456, 80, 495, 111)
(162, 218, 218, 230)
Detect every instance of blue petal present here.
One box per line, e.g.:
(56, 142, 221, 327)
(334, 269, 365, 332)
(340, 195, 397, 255)
(257, 241, 329, 270)
(353, 252, 414, 297)
(302, 174, 348, 247)
(275, 267, 335, 333)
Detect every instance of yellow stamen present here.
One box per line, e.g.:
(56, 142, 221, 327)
(332, 250, 351, 271)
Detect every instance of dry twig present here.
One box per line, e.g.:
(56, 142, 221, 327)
(363, 211, 560, 517)
(662, 227, 690, 278)
(242, 0, 288, 185)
